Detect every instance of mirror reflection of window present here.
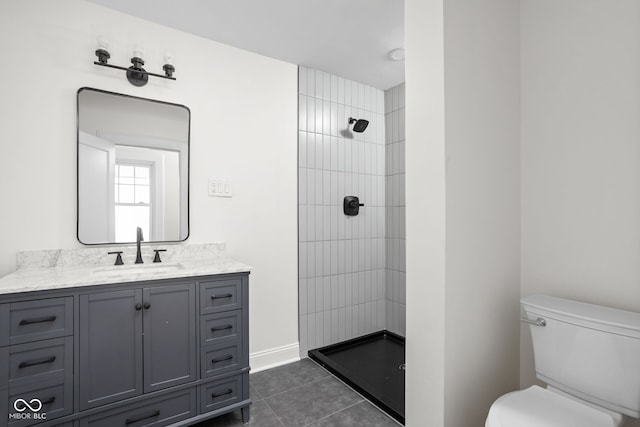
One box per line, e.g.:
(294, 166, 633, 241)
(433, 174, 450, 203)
(114, 163, 151, 242)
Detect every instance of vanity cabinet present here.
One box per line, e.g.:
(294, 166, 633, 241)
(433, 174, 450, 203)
(0, 272, 250, 427)
(79, 284, 196, 410)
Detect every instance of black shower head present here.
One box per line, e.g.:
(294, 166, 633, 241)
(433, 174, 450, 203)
(348, 117, 369, 133)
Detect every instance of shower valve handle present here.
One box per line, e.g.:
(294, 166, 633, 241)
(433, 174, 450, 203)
(344, 196, 364, 216)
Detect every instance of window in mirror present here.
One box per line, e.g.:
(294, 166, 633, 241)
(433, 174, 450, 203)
(114, 163, 151, 242)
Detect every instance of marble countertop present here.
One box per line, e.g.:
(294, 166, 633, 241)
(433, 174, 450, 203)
(0, 243, 252, 295)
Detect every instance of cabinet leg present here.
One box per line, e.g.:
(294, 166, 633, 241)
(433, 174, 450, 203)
(241, 406, 250, 423)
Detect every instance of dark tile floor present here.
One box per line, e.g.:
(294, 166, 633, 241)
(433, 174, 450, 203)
(196, 359, 400, 427)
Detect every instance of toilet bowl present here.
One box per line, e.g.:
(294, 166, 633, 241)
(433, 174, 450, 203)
(486, 295, 640, 427)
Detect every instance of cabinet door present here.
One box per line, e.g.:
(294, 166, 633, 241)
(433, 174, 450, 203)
(143, 284, 196, 393)
(79, 289, 143, 410)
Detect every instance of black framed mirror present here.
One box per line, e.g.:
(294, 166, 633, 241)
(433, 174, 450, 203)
(77, 87, 190, 245)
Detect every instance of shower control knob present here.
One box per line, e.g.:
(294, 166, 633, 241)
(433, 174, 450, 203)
(344, 196, 364, 216)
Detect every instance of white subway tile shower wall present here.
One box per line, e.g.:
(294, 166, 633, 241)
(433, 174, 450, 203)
(385, 83, 406, 337)
(298, 66, 387, 356)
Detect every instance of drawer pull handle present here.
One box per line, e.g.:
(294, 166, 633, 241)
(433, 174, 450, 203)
(18, 356, 56, 369)
(211, 388, 233, 399)
(19, 316, 57, 326)
(41, 396, 56, 405)
(125, 409, 160, 425)
(211, 354, 233, 364)
(211, 324, 233, 332)
(211, 293, 233, 300)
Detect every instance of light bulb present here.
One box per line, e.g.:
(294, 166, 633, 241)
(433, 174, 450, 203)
(97, 36, 109, 51)
(133, 46, 144, 59)
(164, 52, 173, 65)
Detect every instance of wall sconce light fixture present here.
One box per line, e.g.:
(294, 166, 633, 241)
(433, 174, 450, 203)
(93, 40, 176, 87)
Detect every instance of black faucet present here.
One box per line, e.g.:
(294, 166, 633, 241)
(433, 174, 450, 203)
(135, 227, 144, 264)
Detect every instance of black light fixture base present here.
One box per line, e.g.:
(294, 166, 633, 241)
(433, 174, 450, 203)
(127, 57, 148, 87)
(127, 66, 149, 86)
(163, 63, 175, 78)
(95, 49, 110, 64)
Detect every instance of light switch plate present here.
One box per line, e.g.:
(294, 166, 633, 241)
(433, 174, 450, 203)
(208, 179, 232, 197)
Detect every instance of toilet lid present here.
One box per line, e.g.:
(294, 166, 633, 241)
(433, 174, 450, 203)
(486, 385, 616, 427)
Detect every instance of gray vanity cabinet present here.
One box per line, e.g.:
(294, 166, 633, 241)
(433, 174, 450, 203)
(0, 272, 249, 427)
(79, 283, 196, 410)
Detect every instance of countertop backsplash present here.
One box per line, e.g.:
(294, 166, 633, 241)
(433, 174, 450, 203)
(16, 243, 227, 270)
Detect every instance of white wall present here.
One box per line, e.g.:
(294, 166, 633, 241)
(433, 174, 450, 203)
(405, 0, 447, 424)
(521, 2, 640, 425)
(406, 0, 521, 425)
(443, 0, 521, 425)
(0, 0, 298, 370)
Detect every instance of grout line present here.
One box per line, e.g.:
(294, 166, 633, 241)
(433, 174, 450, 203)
(262, 399, 287, 427)
(250, 384, 263, 401)
(301, 400, 365, 427)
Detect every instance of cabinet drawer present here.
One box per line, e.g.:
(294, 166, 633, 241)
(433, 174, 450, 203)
(199, 279, 241, 314)
(200, 344, 245, 379)
(199, 373, 248, 414)
(0, 298, 73, 346)
(6, 376, 72, 427)
(79, 388, 196, 427)
(200, 311, 242, 347)
(1, 337, 72, 389)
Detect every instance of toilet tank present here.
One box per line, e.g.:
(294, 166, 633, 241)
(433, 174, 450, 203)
(522, 294, 640, 418)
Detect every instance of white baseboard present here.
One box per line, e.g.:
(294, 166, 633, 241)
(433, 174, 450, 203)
(250, 342, 300, 373)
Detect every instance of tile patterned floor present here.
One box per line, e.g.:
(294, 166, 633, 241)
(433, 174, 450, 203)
(196, 359, 400, 427)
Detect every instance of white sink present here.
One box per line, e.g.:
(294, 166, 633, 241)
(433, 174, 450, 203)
(91, 263, 185, 278)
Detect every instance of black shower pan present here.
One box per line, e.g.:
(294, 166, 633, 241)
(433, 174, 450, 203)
(308, 330, 405, 424)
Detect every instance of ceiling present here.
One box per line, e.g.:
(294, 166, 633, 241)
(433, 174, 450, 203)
(88, 0, 405, 90)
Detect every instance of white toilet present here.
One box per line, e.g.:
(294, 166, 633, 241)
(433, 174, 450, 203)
(486, 294, 640, 427)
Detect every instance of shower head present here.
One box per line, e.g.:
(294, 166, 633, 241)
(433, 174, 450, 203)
(348, 117, 369, 133)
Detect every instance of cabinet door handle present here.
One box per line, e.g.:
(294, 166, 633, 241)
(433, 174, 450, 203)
(211, 388, 233, 399)
(18, 356, 56, 369)
(19, 316, 56, 326)
(125, 409, 160, 425)
(135, 303, 143, 311)
(143, 302, 151, 309)
(211, 354, 233, 364)
(211, 293, 233, 300)
(211, 324, 233, 332)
